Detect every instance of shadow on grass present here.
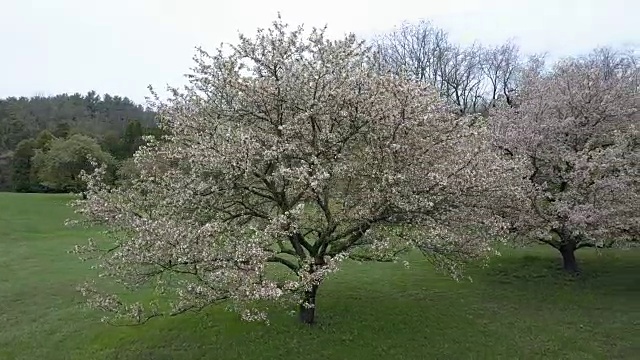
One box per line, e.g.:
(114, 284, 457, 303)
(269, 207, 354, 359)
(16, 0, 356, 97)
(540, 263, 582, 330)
(476, 248, 640, 292)
(80, 249, 640, 360)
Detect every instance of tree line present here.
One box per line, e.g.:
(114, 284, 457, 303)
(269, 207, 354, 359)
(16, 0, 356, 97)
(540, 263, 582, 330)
(0, 92, 159, 192)
(373, 20, 638, 114)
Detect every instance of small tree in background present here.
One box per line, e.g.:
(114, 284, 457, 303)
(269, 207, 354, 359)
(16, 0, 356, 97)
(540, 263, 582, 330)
(33, 134, 115, 194)
(491, 51, 640, 273)
(72, 17, 525, 325)
(11, 138, 38, 192)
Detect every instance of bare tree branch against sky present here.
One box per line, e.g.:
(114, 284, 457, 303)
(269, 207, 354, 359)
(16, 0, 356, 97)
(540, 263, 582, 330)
(1, 0, 637, 102)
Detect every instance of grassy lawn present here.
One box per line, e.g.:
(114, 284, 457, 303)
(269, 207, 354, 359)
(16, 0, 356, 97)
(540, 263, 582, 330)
(0, 192, 638, 359)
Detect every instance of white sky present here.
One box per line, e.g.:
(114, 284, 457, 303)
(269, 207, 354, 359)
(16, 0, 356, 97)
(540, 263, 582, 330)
(1, 0, 638, 103)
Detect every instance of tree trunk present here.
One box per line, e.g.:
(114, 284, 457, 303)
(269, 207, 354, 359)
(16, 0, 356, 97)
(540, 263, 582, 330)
(299, 285, 318, 324)
(559, 243, 579, 274)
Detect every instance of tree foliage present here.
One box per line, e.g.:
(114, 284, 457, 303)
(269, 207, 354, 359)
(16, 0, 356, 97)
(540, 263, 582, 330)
(0, 92, 156, 191)
(71, 17, 524, 325)
(33, 134, 115, 193)
(11, 138, 38, 192)
(0, 92, 155, 154)
(35, 129, 55, 151)
(373, 20, 522, 114)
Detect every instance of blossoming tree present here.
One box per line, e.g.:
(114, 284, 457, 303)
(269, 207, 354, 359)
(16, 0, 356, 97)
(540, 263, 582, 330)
(72, 17, 524, 325)
(491, 52, 639, 273)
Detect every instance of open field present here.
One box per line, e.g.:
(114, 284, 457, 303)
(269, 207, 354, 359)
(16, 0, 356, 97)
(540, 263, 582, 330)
(0, 192, 638, 359)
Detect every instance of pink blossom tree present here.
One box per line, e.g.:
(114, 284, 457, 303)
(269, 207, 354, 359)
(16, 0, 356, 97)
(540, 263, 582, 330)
(491, 51, 640, 273)
(71, 17, 524, 325)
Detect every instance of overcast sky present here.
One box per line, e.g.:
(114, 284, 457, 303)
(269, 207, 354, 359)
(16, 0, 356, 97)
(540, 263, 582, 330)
(1, 0, 638, 103)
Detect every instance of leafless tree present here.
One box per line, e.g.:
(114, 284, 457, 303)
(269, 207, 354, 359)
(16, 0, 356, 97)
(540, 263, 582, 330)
(482, 40, 520, 107)
(374, 20, 489, 113)
(586, 47, 639, 91)
(373, 20, 525, 114)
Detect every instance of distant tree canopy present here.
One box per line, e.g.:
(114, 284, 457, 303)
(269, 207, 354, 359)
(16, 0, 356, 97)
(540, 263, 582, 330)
(35, 129, 55, 151)
(32, 134, 116, 193)
(0, 92, 158, 191)
(100, 119, 153, 160)
(11, 138, 38, 192)
(0, 91, 156, 154)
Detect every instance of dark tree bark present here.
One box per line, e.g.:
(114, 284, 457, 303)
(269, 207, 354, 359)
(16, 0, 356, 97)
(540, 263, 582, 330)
(559, 242, 579, 273)
(299, 284, 318, 324)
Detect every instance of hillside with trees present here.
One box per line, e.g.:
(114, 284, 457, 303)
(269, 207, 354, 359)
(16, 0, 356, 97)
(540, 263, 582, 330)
(0, 91, 158, 191)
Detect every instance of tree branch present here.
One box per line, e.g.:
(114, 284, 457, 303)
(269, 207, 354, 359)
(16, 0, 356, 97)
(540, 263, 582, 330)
(268, 255, 299, 272)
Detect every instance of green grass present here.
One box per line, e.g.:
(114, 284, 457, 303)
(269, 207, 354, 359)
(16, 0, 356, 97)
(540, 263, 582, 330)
(0, 192, 638, 359)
